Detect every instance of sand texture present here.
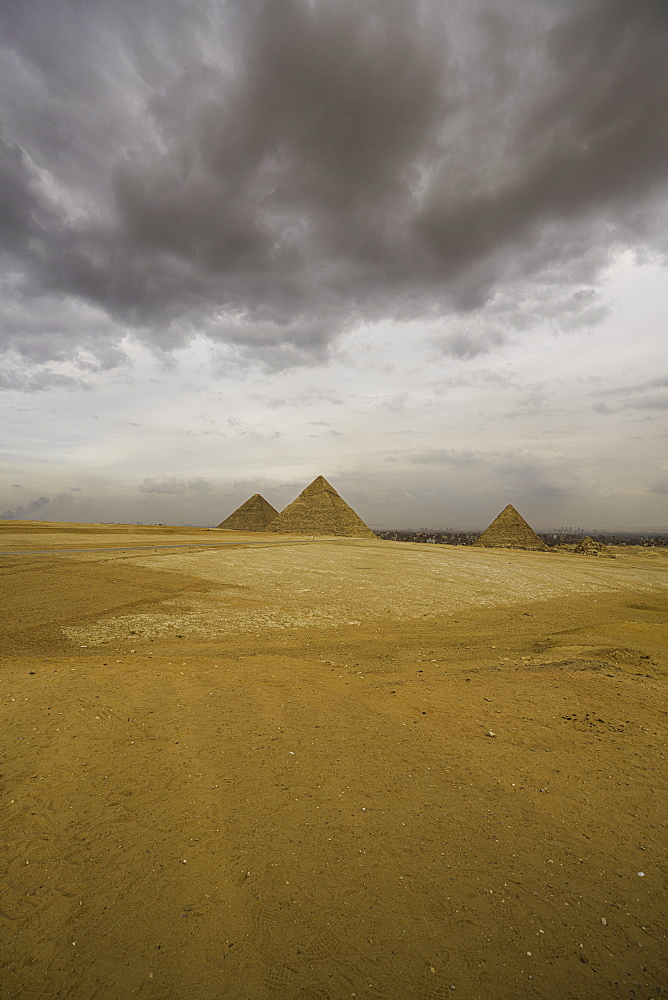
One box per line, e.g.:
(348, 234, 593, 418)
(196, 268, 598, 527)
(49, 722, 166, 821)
(1, 519, 667, 1000)
(475, 505, 549, 551)
(218, 495, 278, 531)
(267, 476, 377, 538)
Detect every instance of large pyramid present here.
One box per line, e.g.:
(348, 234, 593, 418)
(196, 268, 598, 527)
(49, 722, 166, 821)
(217, 494, 278, 531)
(475, 504, 548, 551)
(267, 476, 376, 538)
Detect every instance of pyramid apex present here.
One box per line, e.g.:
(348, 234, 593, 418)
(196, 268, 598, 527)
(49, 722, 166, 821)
(307, 475, 335, 490)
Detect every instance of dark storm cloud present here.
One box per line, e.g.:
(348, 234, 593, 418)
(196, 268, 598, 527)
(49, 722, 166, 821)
(1, 0, 667, 372)
(403, 447, 572, 500)
(630, 396, 668, 412)
(0, 489, 95, 521)
(0, 365, 91, 391)
(139, 477, 213, 495)
(0, 491, 91, 519)
(591, 375, 668, 413)
(490, 455, 570, 500)
(595, 375, 668, 398)
(407, 449, 482, 468)
(262, 389, 344, 408)
(0, 132, 51, 252)
(437, 330, 507, 360)
(0, 495, 52, 519)
(419, 1, 668, 271)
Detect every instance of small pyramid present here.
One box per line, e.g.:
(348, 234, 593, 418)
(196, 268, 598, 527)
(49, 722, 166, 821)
(475, 504, 548, 551)
(267, 476, 376, 538)
(217, 494, 278, 531)
(573, 536, 614, 557)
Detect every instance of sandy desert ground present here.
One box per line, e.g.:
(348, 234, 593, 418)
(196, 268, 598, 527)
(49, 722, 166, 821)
(1, 520, 667, 1000)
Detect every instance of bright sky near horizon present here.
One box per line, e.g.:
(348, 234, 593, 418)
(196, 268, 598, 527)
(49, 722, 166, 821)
(1, 0, 666, 530)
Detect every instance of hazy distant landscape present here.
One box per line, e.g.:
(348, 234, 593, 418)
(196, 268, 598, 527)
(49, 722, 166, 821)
(376, 529, 668, 547)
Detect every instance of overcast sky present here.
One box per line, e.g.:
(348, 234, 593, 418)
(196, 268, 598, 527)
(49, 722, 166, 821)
(1, 0, 666, 530)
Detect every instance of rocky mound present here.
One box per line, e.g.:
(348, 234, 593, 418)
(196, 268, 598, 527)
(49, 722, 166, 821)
(475, 504, 548, 551)
(217, 494, 278, 531)
(573, 536, 615, 557)
(267, 476, 376, 538)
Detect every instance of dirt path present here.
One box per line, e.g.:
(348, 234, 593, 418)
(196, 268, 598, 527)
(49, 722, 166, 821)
(1, 525, 666, 999)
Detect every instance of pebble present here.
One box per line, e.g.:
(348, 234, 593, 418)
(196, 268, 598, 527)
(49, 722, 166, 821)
(601, 917, 607, 926)
(487, 731, 496, 737)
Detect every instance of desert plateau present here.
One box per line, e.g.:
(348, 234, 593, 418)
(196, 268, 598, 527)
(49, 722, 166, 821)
(1, 520, 666, 1000)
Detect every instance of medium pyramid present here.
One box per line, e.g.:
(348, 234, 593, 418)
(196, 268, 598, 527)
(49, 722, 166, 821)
(475, 504, 548, 551)
(217, 494, 278, 531)
(267, 476, 376, 538)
